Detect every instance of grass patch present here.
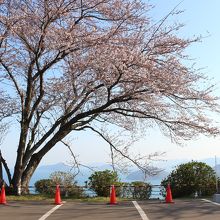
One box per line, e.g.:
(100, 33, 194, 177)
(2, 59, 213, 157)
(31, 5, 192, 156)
(70, 197, 132, 202)
(6, 194, 133, 202)
(70, 197, 110, 203)
(7, 194, 53, 201)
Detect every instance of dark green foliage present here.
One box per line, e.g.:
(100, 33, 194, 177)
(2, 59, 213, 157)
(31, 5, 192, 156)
(35, 179, 54, 195)
(161, 161, 217, 198)
(88, 170, 152, 199)
(88, 170, 119, 197)
(114, 181, 152, 199)
(131, 181, 152, 199)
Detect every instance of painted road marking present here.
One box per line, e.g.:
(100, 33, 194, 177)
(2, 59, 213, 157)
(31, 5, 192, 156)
(201, 199, 220, 206)
(38, 202, 65, 220)
(132, 201, 150, 220)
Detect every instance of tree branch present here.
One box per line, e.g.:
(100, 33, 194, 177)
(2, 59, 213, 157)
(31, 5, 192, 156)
(0, 151, 12, 184)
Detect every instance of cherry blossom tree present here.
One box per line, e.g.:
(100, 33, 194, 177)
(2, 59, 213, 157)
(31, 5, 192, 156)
(0, 0, 219, 194)
(0, 89, 15, 185)
(0, 89, 15, 148)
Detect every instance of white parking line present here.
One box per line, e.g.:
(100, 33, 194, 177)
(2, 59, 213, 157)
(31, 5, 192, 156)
(201, 199, 220, 206)
(132, 201, 150, 220)
(38, 202, 65, 220)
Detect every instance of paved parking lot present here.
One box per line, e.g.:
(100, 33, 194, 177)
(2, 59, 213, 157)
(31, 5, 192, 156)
(0, 201, 55, 220)
(0, 199, 220, 219)
(139, 199, 220, 220)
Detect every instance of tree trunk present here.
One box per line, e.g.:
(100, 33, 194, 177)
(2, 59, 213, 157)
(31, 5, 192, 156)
(11, 169, 23, 195)
(12, 125, 29, 195)
(12, 128, 71, 195)
(21, 154, 42, 194)
(21, 178, 30, 195)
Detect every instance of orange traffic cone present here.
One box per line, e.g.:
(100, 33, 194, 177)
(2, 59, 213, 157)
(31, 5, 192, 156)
(54, 185, 62, 205)
(0, 185, 7, 205)
(165, 184, 174, 203)
(109, 185, 117, 205)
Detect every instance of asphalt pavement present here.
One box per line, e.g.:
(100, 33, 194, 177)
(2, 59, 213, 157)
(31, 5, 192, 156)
(139, 199, 220, 220)
(0, 201, 55, 220)
(0, 199, 220, 220)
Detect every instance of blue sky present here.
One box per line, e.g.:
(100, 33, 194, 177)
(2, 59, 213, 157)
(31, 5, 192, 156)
(2, 0, 220, 168)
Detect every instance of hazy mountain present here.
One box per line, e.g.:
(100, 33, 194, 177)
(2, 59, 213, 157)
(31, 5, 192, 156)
(28, 157, 220, 186)
(30, 162, 124, 185)
(30, 163, 72, 185)
(29, 162, 166, 186)
(126, 170, 169, 185)
(156, 158, 216, 170)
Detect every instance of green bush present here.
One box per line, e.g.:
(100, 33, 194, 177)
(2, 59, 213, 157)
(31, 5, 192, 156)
(88, 170, 152, 199)
(161, 161, 217, 198)
(131, 181, 152, 200)
(88, 170, 119, 197)
(35, 179, 54, 195)
(35, 171, 84, 198)
(112, 181, 152, 199)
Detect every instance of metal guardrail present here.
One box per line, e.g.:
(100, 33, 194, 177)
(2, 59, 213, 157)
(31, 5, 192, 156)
(27, 184, 166, 200)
